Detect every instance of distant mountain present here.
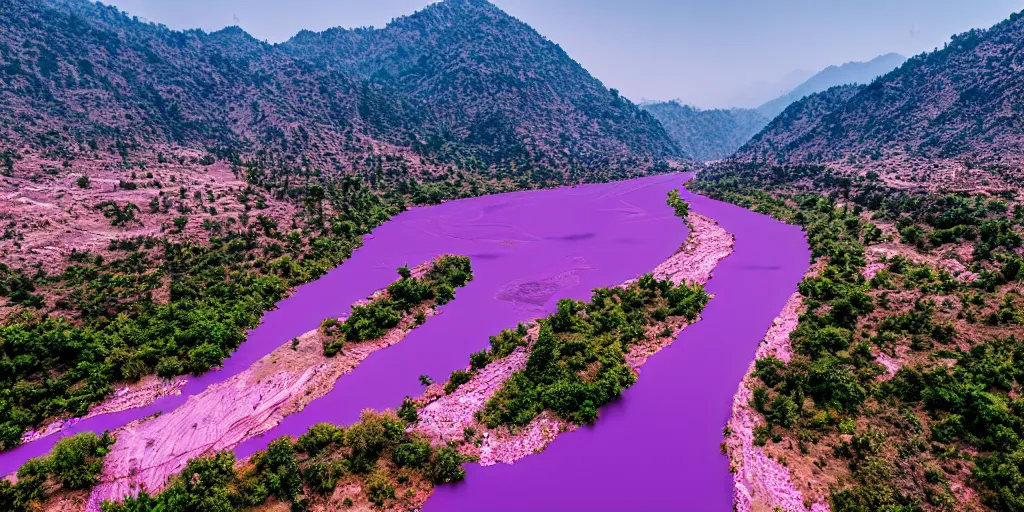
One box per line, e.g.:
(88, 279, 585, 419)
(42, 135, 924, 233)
(643, 55, 903, 162)
(716, 68, 815, 109)
(642, 102, 768, 161)
(0, 0, 679, 178)
(756, 53, 906, 119)
(737, 12, 1024, 166)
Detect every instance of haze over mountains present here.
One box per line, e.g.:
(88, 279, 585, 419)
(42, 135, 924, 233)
(737, 11, 1024, 168)
(1, 0, 678, 178)
(711, 68, 815, 111)
(755, 52, 907, 119)
(642, 53, 906, 161)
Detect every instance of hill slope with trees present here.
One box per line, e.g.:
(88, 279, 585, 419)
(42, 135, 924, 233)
(0, 0, 679, 177)
(736, 11, 1024, 169)
(282, 0, 679, 170)
(641, 101, 768, 161)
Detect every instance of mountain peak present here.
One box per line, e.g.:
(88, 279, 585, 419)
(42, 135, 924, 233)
(209, 25, 252, 38)
(279, 0, 679, 165)
(1, 0, 678, 176)
(429, 0, 502, 12)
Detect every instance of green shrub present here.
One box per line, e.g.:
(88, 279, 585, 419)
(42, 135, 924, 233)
(430, 447, 466, 484)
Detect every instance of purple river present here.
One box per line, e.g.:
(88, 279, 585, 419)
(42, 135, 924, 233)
(0, 173, 809, 511)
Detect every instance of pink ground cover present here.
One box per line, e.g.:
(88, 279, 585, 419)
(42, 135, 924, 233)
(725, 291, 831, 512)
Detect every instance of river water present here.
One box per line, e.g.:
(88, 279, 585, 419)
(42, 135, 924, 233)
(234, 172, 692, 456)
(425, 186, 810, 511)
(1, 173, 809, 511)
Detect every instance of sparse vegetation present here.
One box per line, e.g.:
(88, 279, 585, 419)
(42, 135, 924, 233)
(100, 410, 465, 512)
(697, 162, 1024, 511)
(0, 179, 394, 449)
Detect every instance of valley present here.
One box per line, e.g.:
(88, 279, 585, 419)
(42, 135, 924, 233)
(2, 1, 1024, 511)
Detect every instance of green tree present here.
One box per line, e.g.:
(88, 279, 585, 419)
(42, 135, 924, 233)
(430, 447, 466, 484)
(397, 397, 419, 423)
(392, 440, 432, 469)
(173, 216, 189, 233)
(666, 188, 689, 219)
(252, 438, 302, 501)
(345, 411, 405, 473)
(295, 423, 344, 456)
(303, 461, 340, 495)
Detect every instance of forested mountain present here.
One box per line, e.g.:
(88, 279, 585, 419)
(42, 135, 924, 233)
(0, 0, 678, 176)
(755, 53, 905, 119)
(282, 0, 679, 169)
(640, 55, 902, 162)
(641, 101, 768, 161)
(2, 0, 410, 172)
(737, 11, 1024, 166)
(736, 84, 864, 163)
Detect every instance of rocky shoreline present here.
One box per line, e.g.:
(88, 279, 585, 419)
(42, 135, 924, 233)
(20, 375, 188, 446)
(724, 263, 831, 512)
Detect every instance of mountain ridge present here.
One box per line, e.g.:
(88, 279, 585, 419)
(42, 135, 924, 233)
(0, 0, 680, 178)
(756, 52, 906, 119)
(280, 0, 681, 167)
(736, 11, 1024, 169)
(642, 53, 904, 162)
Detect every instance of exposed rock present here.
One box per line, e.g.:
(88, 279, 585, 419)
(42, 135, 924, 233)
(874, 352, 903, 381)
(22, 375, 187, 445)
(651, 213, 735, 286)
(477, 411, 575, 466)
(414, 348, 529, 445)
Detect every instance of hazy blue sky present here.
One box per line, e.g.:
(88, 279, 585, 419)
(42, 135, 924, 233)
(102, 0, 1023, 108)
